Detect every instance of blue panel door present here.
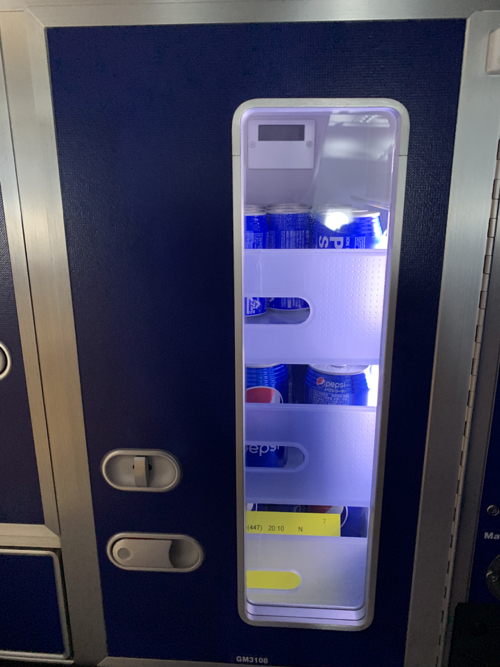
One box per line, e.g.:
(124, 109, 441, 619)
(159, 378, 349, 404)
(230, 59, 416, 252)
(0, 188, 44, 524)
(0, 551, 66, 656)
(48, 19, 464, 666)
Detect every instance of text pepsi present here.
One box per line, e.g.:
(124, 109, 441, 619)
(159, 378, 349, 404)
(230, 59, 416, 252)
(312, 208, 383, 250)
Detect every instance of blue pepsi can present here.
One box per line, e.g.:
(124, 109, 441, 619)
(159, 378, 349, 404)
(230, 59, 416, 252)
(246, 363, 289, 404)
(244, 205, 267, 317)
(245, 363, 289, 468)
(306, 505, 368, 537)
(305, 364, 369, 405)
(340, 506, 368, 538)
(312, 208, 382, 250)
(245, 444, 288, 468)
(267, 204, 310, 311)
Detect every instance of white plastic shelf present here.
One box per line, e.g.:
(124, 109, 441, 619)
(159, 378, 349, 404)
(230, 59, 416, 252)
(245, 535, 367, 610)
(245, 404, 376, 507)
(244, 249, 387, 365)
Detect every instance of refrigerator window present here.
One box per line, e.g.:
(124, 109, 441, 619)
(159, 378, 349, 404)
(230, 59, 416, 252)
(234, 101, 407, 629)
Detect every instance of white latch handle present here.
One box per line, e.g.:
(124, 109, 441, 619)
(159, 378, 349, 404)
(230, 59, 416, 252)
(133, 456, 150, 487)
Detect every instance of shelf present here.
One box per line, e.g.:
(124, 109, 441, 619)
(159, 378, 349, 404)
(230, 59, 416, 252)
(244, 249, 387, 364)
(245, 404, 376, 507)
(245, 535, 367, 610)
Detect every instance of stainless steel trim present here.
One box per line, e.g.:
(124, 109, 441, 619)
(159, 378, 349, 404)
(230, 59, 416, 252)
(232, 98, 409, 630)
(405, 11, 500, 667)
(0, 523, 60, 548)
(20, 0, 500, 26)
(0, 11, 107, 664)
(100, 659, 231, 667)
(0, 656, 72, 664)
(0, 548, 70, 659)
(0, 17, 59, 533)
(442, 156, 500, 663)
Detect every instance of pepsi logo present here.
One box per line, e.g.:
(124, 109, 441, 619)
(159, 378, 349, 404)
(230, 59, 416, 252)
(246, 386, 284, 404)
(316, 376, 325, 388)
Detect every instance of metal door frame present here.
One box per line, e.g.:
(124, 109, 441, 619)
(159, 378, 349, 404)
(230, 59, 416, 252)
(0, 3, 499, 666)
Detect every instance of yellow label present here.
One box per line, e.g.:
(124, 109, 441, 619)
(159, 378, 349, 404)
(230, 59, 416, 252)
(247, 570, 301, 590)
(245, 511, 340, 537)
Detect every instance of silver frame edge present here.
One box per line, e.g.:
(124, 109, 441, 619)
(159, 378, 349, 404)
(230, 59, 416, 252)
(0, 10, 107, 664)
(442, 148, 500, 661)
(0, 11, 59, 534)
(20, 0, 500, 26)
(405, 11, 500, 667)
(0, 523, 60, 548)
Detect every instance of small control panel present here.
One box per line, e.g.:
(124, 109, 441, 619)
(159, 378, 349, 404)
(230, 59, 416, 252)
(468, 373, 500, 604)
(247, 119, 315, 169)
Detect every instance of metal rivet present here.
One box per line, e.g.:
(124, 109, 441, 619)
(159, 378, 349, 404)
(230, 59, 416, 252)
(487, 505, 500, 516)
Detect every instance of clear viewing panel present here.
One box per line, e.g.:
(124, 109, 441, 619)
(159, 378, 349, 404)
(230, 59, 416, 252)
(235, 101, 406, 629)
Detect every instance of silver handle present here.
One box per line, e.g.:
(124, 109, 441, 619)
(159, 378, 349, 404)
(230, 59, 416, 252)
(133, 456, 150, 488)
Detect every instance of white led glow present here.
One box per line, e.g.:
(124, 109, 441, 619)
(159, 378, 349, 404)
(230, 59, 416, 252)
(324, 211, 349, 231)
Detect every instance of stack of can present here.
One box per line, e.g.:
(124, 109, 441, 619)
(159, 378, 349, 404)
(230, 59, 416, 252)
(267, 203, 311, 311)
(312, 207, 382, 250)
(245, 363, 289, 405)
(244, 205, 268, 317)
(245, 363, 288, 468)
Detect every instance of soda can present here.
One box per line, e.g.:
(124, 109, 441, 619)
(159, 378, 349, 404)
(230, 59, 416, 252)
(267, 204, 311, 310)
(244, 205, 267, 317)
(305, 364, 369, 405)
(312, 207, 383, 250)
(340, 506, 368, 538)
(245, 444, 288, 469)
(246, 363, 289, 404)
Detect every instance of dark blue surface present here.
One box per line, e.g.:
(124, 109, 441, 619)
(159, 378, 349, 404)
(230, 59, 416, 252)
(468, 367, 500, 604)
(0, 188, 44, 524)
(48, 20, 465, 666)
(0, 552, 65, 655)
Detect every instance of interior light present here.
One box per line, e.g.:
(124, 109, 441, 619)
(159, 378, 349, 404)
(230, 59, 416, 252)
(324, 211, 349, 231)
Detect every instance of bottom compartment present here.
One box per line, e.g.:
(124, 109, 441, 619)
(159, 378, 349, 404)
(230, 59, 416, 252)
(0, 549, 69, 658)
(245, 532, 368, 625)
